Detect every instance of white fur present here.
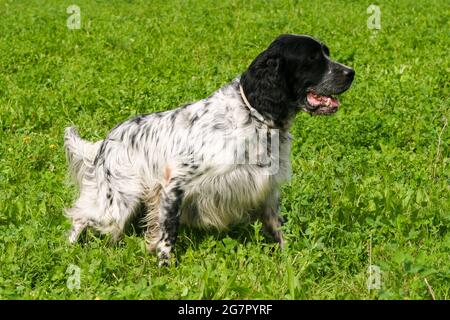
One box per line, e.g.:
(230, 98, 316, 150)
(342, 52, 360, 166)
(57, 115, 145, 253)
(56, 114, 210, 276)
(64, 77, 291, 260)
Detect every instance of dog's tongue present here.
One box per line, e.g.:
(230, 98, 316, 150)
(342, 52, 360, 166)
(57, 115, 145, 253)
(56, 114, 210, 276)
(307, 92, 339, 108)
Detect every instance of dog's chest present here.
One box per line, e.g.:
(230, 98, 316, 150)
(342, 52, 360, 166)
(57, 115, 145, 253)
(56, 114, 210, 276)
(180, 133, 292, 229)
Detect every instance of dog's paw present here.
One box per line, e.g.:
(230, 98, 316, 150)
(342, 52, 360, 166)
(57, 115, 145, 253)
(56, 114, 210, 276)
(158, 258, 171, 268)
(68, 227, 80, 244)
(156, 243, 172, 267)
(157, 251, 172, 267)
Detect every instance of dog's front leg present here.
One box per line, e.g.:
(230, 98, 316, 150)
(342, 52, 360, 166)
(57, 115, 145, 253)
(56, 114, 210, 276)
(156, 180, 184, 267)
(261, 191, 285, 249)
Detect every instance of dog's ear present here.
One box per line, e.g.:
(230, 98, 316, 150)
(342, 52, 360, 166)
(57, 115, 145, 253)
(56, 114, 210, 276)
(241, 50, 292, 127)
(266, 56, 283, 74)
(252, 51, 285, 85)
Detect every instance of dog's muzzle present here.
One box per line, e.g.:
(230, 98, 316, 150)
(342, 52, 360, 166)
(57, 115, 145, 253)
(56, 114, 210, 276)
(302, 65, 355, 115)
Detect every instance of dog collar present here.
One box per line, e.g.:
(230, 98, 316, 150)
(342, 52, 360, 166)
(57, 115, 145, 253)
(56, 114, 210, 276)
(239, 84, 274, 127)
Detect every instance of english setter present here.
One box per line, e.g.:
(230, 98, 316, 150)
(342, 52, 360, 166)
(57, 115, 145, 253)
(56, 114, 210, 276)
(64, 34, 354, 266)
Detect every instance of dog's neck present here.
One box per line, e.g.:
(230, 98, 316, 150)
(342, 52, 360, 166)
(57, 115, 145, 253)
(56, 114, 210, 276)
(239, 84, 278, 128)
(239, 86, 297, 130)
(239, 75, 298, 131)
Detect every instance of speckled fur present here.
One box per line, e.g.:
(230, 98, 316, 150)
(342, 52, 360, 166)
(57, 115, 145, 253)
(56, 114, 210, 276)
(64, 34, 354, 266)
(65, 78, 291, 265)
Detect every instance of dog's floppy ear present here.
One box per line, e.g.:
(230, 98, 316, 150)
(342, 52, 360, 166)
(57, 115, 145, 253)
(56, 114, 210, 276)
(246, 50, 286, 91)
(266, 55, 282, 73)
(241, 50, 293, 128)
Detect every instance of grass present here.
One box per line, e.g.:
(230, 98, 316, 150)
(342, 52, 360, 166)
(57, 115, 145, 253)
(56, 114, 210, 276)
(0, 0, 449, 299)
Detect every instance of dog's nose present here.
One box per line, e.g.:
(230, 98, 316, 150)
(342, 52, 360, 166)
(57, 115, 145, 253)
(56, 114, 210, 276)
(343, 68, 355, 81)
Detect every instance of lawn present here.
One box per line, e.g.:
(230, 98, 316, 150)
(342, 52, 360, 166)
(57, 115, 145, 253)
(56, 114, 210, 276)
(0, 0, 449, 299)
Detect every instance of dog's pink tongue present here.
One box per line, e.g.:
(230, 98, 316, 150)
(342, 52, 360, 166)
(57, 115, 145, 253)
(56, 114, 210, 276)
(307, 92, 339, 108)
(307, 93, 323, 106)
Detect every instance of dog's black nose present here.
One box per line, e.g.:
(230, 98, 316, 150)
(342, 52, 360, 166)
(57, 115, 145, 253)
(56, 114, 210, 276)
(343, 68, 355, 81)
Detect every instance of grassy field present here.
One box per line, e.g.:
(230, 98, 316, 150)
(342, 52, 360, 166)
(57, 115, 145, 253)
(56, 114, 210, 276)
(0, 0, 449, 299)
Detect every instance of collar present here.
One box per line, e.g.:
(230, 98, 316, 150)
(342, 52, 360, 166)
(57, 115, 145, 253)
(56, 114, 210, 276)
(239, 84, 275, 128)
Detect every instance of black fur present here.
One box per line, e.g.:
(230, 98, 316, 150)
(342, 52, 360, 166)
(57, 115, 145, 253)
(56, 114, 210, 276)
(241, 34, 355, 126)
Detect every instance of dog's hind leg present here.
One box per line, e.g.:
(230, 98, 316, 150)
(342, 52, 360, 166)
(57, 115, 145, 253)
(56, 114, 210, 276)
(68, 197, 144, 246)
(66, 175, 99, 244)
(68, 217, 87, 244)
(260, 191, 285, 249)
(99, 185, 143, 243)
(67, 215, 108, 243)
(142, 184, 163, 253)
(66, 171, 139, 244)
(65, 186, 105, 244)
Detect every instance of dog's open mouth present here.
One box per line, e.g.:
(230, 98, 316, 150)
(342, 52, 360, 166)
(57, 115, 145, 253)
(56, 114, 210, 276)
(303, 91, 340, 115)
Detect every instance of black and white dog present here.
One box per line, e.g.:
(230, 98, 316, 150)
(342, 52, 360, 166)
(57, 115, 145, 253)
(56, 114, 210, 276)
(64, 34, 354, 266)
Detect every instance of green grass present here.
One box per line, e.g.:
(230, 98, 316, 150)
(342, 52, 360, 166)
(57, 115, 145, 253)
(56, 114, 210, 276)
(0, 0, 449, 299)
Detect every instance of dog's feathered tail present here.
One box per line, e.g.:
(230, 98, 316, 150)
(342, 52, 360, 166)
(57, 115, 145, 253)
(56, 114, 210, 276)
(64, 127, 102, 188)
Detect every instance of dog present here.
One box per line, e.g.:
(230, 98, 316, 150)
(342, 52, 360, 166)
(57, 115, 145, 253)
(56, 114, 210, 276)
(64, 34, 354, 266)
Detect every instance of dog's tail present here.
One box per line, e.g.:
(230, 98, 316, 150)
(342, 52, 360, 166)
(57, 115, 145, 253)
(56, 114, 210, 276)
(64, 127, 102, 187)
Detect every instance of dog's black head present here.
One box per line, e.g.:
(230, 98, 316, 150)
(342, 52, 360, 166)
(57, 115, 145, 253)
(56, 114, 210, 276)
(241, 34, 354, 128)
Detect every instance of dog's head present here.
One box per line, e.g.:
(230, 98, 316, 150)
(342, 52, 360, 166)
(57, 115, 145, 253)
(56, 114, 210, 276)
(241, 34, 354, 127)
